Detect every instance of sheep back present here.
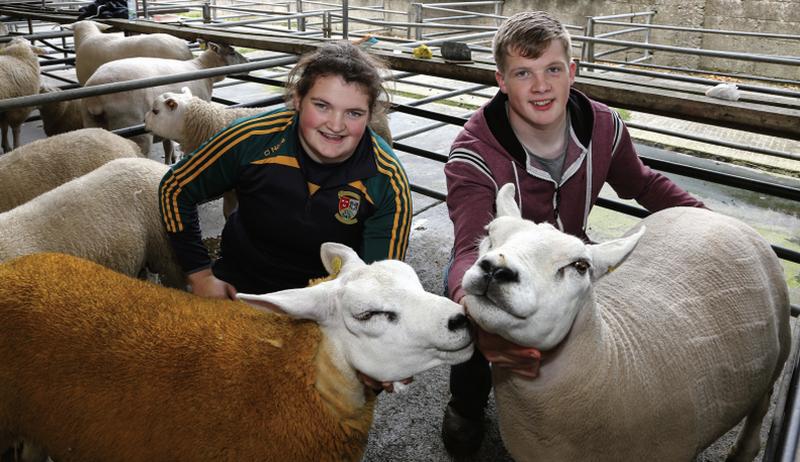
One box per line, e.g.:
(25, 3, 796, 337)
(0, 157, 183, 289)
(73, 20, 192, 84)
(494, 207, 790, 461)
(0, 252, 373, 462)
(0, 128, 141, 212)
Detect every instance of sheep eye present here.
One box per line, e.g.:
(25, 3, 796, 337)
(354, 310, 398, 323)
(152, 109, 159, 115)
(571, 260, 590, 274)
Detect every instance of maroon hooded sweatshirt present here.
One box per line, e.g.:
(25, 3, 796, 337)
(445, 89, 704, 302)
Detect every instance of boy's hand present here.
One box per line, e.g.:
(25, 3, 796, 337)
(476, 327, 541, 378)
(356, 371, 414, 394)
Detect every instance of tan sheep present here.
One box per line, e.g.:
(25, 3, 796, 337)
(463, 184, 790, 461)
(0, 243, 473, 461)
(64, 20, 193, 85)
(36, 82, 84, 136)
(82, 42, 248, 159)
(0, 128, 141, 212)
(0, 38, 44, 153)
(0, 157, 183, 288)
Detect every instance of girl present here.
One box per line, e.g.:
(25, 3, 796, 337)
(159, 41, 411, 301)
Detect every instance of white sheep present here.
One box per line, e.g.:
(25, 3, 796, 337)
(0, 242, 474, 461)
(0, 157, 184, 289)
(0, 128, 141, 212)
(0, 37, 43, 153)
(463, 184, 790, 462)
(81, 41, 248, 159)
(63, 20, 193, 85)
(37, 82, 85, 136)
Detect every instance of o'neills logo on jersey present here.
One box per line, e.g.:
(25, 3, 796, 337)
(336, 191, 361, 224)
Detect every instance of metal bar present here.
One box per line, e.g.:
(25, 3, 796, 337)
(572, 35, 800, 66)
(590, 11, 658, 21)
(595, 26, 648, 39)
(625, 121, 800, 162)
(595, 19, 800, 41)
(0, 55, 299, 112)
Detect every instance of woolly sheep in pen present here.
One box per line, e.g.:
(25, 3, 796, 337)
(0, 157, 183, 288)
(143, 87, 394, 217)
(36, 82, 85, 136)
(0, 128, 141, 212)
(463, 183, 790, 462)
(63, 20, 193, 85)
(0, 37, 44, 153)
(0, 243, 473, 461)
(81, 41, 248, 160)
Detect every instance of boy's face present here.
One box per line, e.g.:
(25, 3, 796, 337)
(495, 41, 576, 134)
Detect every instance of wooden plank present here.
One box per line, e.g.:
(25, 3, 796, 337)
(2, 7, 798, 139)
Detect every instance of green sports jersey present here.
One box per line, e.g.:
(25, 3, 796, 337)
(159, 106, 411, 293)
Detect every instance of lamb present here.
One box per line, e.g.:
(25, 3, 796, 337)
(0, 157, 184, 289)
(64, 20, 193, 85)
(0, 242, 474, 461)
(0, 128, 141, 212)
(82, 41, 248, 158)
(463, 183, 790, 462)
(0, 38, 44, 153)
(144, 87, 394, 216)
(36, 82, 85, 136)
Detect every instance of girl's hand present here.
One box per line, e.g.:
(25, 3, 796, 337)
(356, 371, 414, 394)
(187, 269, 237, 300)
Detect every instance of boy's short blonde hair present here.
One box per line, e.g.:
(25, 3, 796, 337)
(493, 11, 572, 72)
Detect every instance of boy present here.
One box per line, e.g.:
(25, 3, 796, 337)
(441, 11, 704, 456)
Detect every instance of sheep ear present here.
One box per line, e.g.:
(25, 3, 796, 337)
(207, 42, 221, 53)
(320, 242, 365, 275)
(165, 98, 178, 110)
(180, 86, 192, 96)
(237, 284, 334, 324)
(62, 23, 75, 30)
(495, 183, 521, 218)
(587, 226, 646, 281)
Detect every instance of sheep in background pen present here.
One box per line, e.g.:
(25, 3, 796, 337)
(63, 20, 193, 85)
(0, 128, 141, 212)
(0, 157, 184, 289)
(82, 41, 248, 161)
(0, 37, 44, 153)
(37, 82, 85, 136)
(144, 87, 394, 217)
(0, 242, 473, 461)
(462, 184, 790, 462)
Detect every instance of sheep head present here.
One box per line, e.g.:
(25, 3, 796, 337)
(462, 183, 645, 350)
(144, 87, 194, 142)
(238, 242, 474, 382)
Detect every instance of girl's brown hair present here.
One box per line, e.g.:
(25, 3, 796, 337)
(285, 41, 389, 117)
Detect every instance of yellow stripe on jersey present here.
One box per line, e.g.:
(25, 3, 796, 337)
(372, 142, 411, 260)
(160, 111, 293, 232)
(307, 182, 320, 196)
(348, 180, 374, 205)
(251, 155, 300, 168)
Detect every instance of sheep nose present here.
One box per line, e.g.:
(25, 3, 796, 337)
(478, 258, 518, 283)
(447, 313, 469, 331)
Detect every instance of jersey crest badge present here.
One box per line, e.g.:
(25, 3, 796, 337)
(336, 191, 361, 224)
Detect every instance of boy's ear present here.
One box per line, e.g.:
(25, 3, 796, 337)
(495, 69, 508, 94)
(568, 60, 577, 84)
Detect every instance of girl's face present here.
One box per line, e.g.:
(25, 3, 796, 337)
(294, 74, 371, 164)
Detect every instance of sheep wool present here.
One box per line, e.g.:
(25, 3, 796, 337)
(66, 20, 193, 85)
(0, 128, 141, 212)
(465, 187, 790, 462)
(37, 83, 85, 136)
(0, 157, 184, 289)
(0, 252, 375, 462)
(0, 38, 41, 153)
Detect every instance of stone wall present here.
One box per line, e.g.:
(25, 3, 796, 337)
(367, 0, 798, 81)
